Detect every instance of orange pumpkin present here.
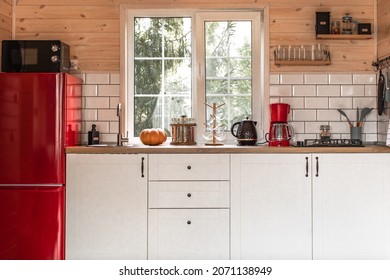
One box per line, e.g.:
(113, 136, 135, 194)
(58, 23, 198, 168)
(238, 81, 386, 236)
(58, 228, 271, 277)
(140, 128, 167, 145)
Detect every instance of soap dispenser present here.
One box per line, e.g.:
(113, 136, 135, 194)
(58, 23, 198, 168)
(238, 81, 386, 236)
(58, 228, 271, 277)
(88, 124, 100, 145)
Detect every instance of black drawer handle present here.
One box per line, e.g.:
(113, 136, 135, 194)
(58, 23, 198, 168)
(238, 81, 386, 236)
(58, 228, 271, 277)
(187, 193, 192, 198)
(187, 165, 191, 170)
(187, 220, 191, 225)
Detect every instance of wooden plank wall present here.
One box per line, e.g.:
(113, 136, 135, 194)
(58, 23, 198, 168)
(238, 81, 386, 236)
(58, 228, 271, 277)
(12, 0, 377, 73)
(378, 0, 390, 60)
(0, 0, 13, 65)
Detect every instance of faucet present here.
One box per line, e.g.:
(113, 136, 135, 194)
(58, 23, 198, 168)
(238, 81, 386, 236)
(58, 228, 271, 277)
(117, 102, 129, 146)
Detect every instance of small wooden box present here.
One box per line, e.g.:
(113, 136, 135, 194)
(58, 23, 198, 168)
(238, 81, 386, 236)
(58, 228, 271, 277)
(316, 12, 330, 34)
(358, 23, 371, 35)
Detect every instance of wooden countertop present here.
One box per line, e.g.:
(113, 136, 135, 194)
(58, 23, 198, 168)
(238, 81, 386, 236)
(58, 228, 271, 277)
(66, 143, 390, 154)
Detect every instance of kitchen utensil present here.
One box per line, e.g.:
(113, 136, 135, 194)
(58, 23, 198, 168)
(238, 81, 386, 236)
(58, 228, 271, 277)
(337, 109, 353, 127)
(357, 107, 373, 126)
(231, 117, 258, 146)
(378, 69, 385, 116)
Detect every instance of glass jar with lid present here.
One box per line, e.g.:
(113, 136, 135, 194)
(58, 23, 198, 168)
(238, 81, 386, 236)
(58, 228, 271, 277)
(319, 125, 331, 140)
(342, 13, 352, 34)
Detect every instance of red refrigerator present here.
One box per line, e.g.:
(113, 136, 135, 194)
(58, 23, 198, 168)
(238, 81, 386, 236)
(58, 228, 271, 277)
(0, 73, 82, 260)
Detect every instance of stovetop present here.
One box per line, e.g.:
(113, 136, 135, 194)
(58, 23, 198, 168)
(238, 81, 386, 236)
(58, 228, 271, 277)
(296, 138, 364, 147)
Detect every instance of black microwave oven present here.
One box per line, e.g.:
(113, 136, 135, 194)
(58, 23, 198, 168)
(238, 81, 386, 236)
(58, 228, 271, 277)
(1, 40, 70, 73)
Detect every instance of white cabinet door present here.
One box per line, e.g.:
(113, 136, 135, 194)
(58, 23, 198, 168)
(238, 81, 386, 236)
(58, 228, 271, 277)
(231, 154, 312, 260)
(148, 209, 230, 260)
(66, 154, 147, 260)
(313, 153, 390, 259)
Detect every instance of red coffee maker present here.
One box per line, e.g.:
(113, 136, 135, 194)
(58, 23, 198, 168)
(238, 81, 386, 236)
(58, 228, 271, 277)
(268, 103, 294, 146)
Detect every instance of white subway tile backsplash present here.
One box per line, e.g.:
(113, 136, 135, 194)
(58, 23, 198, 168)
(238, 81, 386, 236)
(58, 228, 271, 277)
(85, 73, 110, 85)
(304, 97, 328, 109)
(269, 74, 279, 85)
(353, 74, 377, 85)
(341, 85, 365, 97)
(293, 85, 316, 96)
(305, 122, 325, 134)
(280, 74, 304, 84)
(79, 72, 380, 144)
(101, 134, 117, 144)
(304, 74, 328, 84)
(84, 121, 110, 134)
(289, 121, 304, 133)
(365, 133, 378, 142)
(329, 97, 353, 109)
(279, 97, 304, 109)
(110, 73, 120, 85)
(98, 109, 118, 121)
(362, 121, 377, 133)
(317, 85, 340, 96)
(85, 97, 110, 109)
(98, 85, 120, 97)
(364, 85, 377, 96)
(82, 109, 98, 121)
(270, 85, 292, 96)
(329, 74, 353, 84)
(317, 110, 340, 121)
(109, 121, 119, 134)
(109, 97, 120, 109)
(293, 110, 316, 121)
(353, 97, 376, 109)
(83, 85, 98, 97)
(329, 121, 350, 134)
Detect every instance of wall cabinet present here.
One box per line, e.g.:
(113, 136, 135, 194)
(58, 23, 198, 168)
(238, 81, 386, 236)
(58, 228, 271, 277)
(66, 154, 147, 260)
(148, 154, 230, 260)
(231, 153, 390, 260)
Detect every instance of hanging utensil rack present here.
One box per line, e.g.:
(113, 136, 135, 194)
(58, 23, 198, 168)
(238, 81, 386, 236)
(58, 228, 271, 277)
(372, 55, 390, 71)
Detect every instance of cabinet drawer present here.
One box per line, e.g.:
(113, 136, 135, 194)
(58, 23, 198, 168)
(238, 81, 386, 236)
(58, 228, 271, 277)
(149, 181, 230, 209)
(149, 154, 230, 181)
(148, 209, 230, 260)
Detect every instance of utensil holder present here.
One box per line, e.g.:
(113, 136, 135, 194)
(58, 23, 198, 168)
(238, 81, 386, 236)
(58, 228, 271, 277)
(350, 126, 362, 141)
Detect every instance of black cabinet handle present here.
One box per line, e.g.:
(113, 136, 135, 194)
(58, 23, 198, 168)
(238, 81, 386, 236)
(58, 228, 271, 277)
(187, 193, 192, 198)
(305, 157, 309, 177)
(315, 156, 319, 177)
(187, 165, 191, 170)
(187, 220, 191, 225)
(141, 157, 145, 178)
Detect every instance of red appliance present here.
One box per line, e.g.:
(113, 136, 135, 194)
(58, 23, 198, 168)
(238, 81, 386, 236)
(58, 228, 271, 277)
(0, 73, 82, 260)
(268, 103, 294, 146)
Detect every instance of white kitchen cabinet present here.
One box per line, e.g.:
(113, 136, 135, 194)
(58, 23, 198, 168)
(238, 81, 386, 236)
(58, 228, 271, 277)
(66, 154, 147, 260)
(231, 154, 312, 260)
(148, 209, 230, 259)
(148, 154, 230, 260)
(312, 153, 390, 259)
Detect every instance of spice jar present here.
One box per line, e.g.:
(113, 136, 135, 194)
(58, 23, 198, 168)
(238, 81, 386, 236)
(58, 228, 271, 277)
(320, 125, 331, 140)
(331, 21, 340, 34)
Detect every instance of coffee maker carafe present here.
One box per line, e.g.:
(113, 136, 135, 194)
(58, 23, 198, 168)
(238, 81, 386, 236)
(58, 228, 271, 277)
(267, 103, 294, 146)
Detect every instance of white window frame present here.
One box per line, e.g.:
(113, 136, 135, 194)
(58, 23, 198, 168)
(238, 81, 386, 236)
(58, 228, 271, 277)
(120, 7, 269, 144)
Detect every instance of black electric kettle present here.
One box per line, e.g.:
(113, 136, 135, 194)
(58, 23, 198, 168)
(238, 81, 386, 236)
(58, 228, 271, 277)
(230, 117, 258, 146)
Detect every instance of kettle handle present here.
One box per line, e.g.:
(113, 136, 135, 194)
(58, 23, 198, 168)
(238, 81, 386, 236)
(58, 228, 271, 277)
(230, 122, 241, 138)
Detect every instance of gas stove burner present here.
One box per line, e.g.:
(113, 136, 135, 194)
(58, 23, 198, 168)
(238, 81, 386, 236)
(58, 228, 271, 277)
(296, 138, 364, 147)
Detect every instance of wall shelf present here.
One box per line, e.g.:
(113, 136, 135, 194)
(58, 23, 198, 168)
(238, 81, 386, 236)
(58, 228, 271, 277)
(316, 34, 372, 40)
(275, 60, 331, 66)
